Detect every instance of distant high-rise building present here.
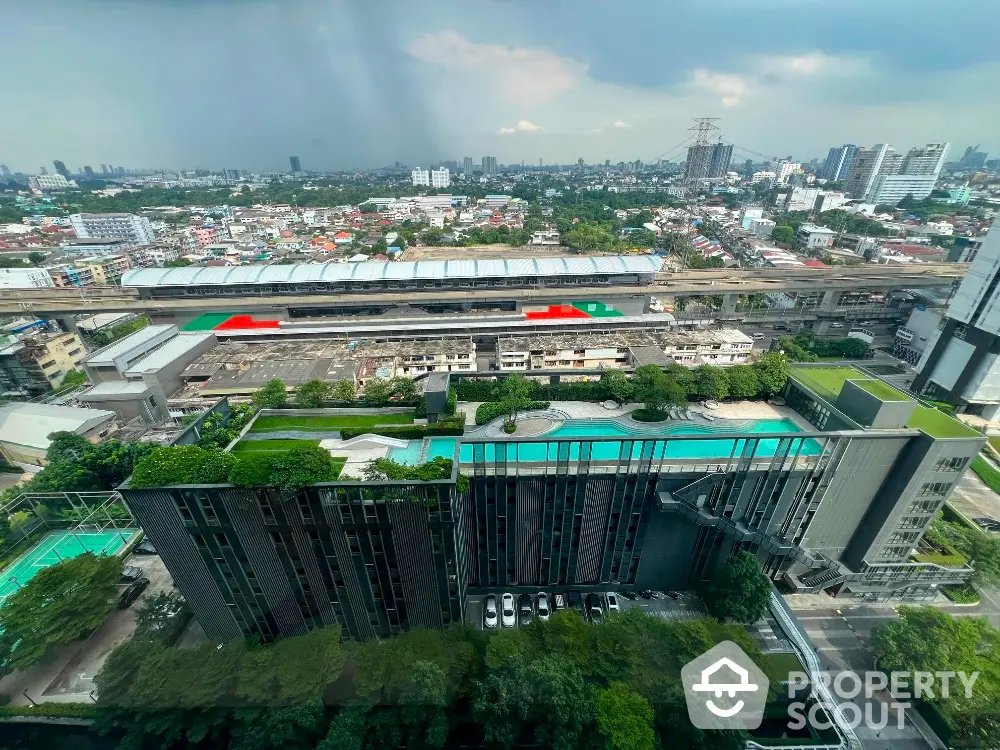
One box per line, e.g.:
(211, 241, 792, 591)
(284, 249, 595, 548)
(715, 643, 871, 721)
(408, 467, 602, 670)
(53, 160, 69, 178)
(775, 160, 801, 185)
(411, 168, 430, 187)
(900, 143, 949, 178)
(69, 213, 155, 244)
(0, 165, 10, 179)
(462, 157, 473, 175)
(115, 167, 125, 175)
(481, 156, 497, 175)
(430, 167, 450, 188)
(685, 143, 732, 180)
(959, 146, 988, 169)
(986, 159, 1000, 171)
(819, 145, 859, 181)
(100, 164, 108, 175)
(83, 166, 95, 180)
(288, 155, 301, 173)
(107, 164, 115, 174)
(39, 167, 48, 175)
(577, 158, 584, 170)
(223, 169, 243, 182)
(844, 144, 900, 199)
(605, 159, 611, 167)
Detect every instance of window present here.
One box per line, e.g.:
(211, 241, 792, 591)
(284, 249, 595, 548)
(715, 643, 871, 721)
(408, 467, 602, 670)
(918, 482, 952, 497)
(934, 457, 969, 472)
(198, 495, 219, 522)
(175, 497, 193, 522)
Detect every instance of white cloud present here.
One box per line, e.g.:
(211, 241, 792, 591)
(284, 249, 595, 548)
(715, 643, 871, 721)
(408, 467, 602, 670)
(688, 69, 753, 107)
(755, 52, 870, 79)
(612, 120, 631, 130)
(407, 30, 587, 106)
(499, 119, 541, 135)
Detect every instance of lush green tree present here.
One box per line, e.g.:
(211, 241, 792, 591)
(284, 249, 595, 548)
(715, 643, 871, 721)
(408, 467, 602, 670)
(60, 369, 88, 388)
(871, 606, 995, 677)
(252, 379, 288, 409)
(595, 682, 656, 750)
(725, 365, 761, 399)
(564, 221, 617, 253)
(600, 369, 633, 405)
(389, 375, 417, 402)
(632, 365, 686, 416)
(318, 707, 368, 750)
(527, 656, 594, 750)
(133, 591, 188, 644)
(0, 553, 123, 669)
(499, 373, 535, 427)
(702, 551, 771, 624)
(27, 251, 46, 266)
(691, 365, 729, 401)
(770, 225, 795, 244)
(331, 379, 357, 403)
(751, 351, 789, 395)
(294, 379, 330, 408)
(238, 626, 347, 705)
(363, 378, 392, 406)
(399, 661, 450, 748)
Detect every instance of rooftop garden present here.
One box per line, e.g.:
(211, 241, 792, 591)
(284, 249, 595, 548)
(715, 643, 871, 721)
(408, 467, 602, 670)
(788, 365, 981, 439)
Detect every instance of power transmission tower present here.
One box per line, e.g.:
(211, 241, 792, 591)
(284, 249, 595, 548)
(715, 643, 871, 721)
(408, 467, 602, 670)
(685, 117, 722, 191)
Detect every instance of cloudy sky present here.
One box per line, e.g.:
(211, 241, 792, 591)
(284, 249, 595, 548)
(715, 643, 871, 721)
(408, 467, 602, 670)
(2, 0, 997, 172)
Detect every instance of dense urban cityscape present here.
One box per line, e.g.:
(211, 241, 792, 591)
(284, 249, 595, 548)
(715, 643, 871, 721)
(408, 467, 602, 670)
(2, 2, 1000, 749)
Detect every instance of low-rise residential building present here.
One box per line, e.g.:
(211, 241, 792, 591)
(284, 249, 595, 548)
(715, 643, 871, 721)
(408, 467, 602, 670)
(74, 254, 131, 284)
(0, 267, 55, 289)
(498, 330, 753, 371)
(0, 331, 88, 395)
(69, 212, 155, 244)
(795, 223, 836, 250)
(0, 402, 116, 466)
(47, 263, 95, 287)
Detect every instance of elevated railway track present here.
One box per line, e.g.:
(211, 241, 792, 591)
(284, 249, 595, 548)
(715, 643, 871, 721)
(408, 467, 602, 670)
(1, 263, 964, 319)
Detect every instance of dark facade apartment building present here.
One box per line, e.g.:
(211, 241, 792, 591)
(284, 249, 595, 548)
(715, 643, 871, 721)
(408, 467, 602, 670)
(122, 364, 983, 642)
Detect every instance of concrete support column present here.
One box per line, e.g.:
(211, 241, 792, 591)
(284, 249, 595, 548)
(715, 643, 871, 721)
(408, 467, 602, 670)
(721, 294, 738, 315)
(549, 374, 561, 385)
(979, 404, 1000, 421)
(57, 315, 79, 333)
(813, 320, 833, 335)
(819, 290, 840, 312)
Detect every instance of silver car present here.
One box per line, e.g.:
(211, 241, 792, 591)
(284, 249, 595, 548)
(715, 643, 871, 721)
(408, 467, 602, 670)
(484, 594, 498, 629)
(537, 592, 550, 621)
(501, 593, 516, 627)
(605, 592, 620, 613)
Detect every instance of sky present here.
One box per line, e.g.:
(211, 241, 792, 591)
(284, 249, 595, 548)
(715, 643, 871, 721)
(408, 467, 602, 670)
(2, 0, 998, 173)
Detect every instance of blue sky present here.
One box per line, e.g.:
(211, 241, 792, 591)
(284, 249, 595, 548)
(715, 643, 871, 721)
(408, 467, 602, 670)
(2, 0, 997, 172)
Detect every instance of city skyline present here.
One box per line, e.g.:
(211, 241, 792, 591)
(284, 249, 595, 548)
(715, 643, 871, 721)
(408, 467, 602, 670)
(1, 0, 998, 172)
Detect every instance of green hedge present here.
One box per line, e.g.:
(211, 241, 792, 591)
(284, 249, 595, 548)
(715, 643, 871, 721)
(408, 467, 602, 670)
(475, 400, 550, 425)
(0, 703, 97, 719)
(455, 378, 500, 401)
(971, 455, 1000, 495)
(915, 700, 957, 743)
(941, 502, 979, 531)
(340, 418, 465, 441)
(941, 584, 980, 604)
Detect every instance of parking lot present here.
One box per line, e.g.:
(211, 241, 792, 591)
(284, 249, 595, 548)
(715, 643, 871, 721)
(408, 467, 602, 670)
(465, 589, 706, 630)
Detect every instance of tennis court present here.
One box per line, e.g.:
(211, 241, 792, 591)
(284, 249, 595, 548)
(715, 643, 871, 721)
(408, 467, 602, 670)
(0, 528, 140, 606)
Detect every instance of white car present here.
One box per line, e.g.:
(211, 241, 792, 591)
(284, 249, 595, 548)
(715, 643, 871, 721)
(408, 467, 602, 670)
(859, 320, 875, 326)
(537, 592, 550, 621)
(752, 333, 765, 340)
(830, 322, 844, 328)
(605, 592, 620, 613)
(484, 594, 498, 629)
(501, 593, 516, 627)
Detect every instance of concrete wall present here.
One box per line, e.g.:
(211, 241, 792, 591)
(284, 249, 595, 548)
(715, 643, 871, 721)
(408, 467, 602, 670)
(835, 380, 915, 428)
(136, 334, 217, 414)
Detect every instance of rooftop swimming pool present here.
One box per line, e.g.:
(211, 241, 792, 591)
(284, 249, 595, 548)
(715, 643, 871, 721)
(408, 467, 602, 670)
(387, 418, 820, 465)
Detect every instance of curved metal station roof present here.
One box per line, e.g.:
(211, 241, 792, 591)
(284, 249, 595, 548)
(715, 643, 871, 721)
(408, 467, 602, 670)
(121, 255, 663, 287)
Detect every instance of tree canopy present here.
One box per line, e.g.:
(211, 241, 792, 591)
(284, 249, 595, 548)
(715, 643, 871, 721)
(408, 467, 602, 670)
(0, 553, 123, 670)
(252, 379, 288, 409)
(702, 551, 772, 624)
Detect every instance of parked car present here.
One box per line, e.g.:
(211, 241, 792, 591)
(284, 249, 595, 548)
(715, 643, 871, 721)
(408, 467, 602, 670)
(568, 590, 586, 618)
(537, 592, 550, 621)
(752, 333, 765, 340)
(133, 539, 157, 555)
(586, 593, 603, 624)
(118, 578, 150, 609)
(664, 591, 681, 600)
(830, 322, 844, 329)
(859, 320, 875, 326)
(553, 593, 567, 611)
(501, 593, 516, 627)
(605, 592, 620, 613)
(518, 593, 533, 625)
(121, 565, 144, 583)
(484, 594, 498, 629)
(620, 590, 638, 601)
(637, 590, 654, 600)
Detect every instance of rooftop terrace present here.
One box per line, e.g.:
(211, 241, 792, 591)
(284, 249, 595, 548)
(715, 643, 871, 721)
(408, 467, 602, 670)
(788, 365, 980, 439)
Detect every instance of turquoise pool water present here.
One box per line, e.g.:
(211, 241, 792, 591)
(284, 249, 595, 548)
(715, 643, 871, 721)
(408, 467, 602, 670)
(393, 418, 819, 465)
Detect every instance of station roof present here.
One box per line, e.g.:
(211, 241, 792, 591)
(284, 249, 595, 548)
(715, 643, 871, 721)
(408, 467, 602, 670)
(121, 255, 663, 287)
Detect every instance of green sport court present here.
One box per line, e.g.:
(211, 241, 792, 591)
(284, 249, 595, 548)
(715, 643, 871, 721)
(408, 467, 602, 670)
(0, 529, 140, 606)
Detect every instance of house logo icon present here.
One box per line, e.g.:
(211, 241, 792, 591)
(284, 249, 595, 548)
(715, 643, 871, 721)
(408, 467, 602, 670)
(681, 641, 769, 729)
